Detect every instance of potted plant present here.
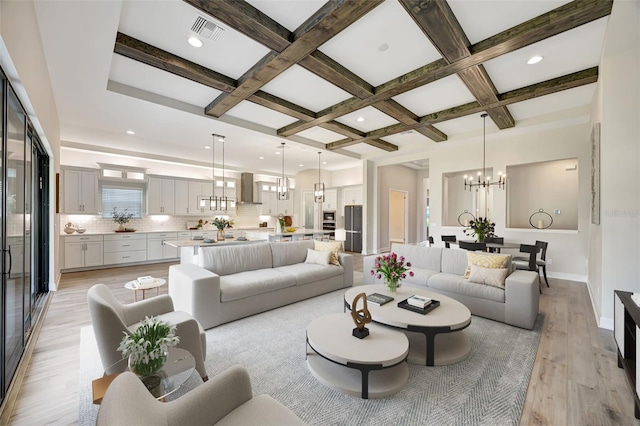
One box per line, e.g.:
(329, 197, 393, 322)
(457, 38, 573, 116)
(112, 208, 134, 231)
(117, 316, 179, 377)
(370, 253, 414, 293)
(212, 217, 230, 241)
(464, 217, 496, 242)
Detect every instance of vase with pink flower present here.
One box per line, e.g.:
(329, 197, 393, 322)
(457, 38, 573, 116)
(369, 252, 414, 293)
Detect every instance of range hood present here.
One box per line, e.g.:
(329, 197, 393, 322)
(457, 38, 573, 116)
(238, 172, 262, 205)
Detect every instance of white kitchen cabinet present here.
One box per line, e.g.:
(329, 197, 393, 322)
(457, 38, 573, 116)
(103, 233, 147, 265)
(174, 180, 190, 215)
(260, 190, 277, 215)
(342, 186, 363, 207)
(62, 168, 99, 213)
(214, 179, 237, 213)
(64, 235, 103, 269)
(148, 177, 175, 214)
(322, 188, 338, 211)
(147, 232, 178, 260)
(189, 181, 215, 215)
(277, 192, 294, 215)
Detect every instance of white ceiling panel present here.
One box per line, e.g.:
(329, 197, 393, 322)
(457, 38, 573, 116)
(318, 0, 441, 86)
(118, 1, 270, 80)
(434, 113, 492, 136)
(295, 126, 345, 143)
(225, 100, 298, 129)
(381, 130, 433, 146)
(343, 143, 380, 155)
(246, 0, 327, 32)
(393, 74, 477, 116)
(509, 83, 596, 121)
(449, 0, 572, 44)
(261, 65, 352, 112)
(109, 55, 222, 107)
(335, 106, 399, 132)
(483, 18, 608, 93)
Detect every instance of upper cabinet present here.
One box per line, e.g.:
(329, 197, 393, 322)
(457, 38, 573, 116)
(62, 168, 99, 214)
(322, 188, 338, 211)
(147, 176, 175, 214)
(342, 185, 363, 207)
(174, 179, 190, 215)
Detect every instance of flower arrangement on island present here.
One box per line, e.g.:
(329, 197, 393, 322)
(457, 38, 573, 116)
(463, 217, 496, 243)
(117, 316, 179, 377)
(370, 252, 414, 293)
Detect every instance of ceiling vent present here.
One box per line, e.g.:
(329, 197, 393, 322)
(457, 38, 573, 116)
(191, 16, 226, 44)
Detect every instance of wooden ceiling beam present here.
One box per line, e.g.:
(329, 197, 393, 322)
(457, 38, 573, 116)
(203, 0, 383, 117)
(248, 91, 316, 121)
(114, 32, 236, 93)
(374, 99, 447, 142)
(326, 137, 398, 152)
(399, 0, 514, 130)
(365, 139, 399, 152)
(299, 50, 374, 99)
(279, 0, 611, 137)
(319, 121, 366, 140)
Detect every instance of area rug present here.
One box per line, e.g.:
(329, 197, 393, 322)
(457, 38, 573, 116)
(80, 272, 542, 425)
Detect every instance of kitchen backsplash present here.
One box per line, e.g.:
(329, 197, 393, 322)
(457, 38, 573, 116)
(60, 204, 295, 233)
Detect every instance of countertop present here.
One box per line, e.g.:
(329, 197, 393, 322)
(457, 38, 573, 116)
(60, 227, 272, 236)
(244, 228, 332, 235)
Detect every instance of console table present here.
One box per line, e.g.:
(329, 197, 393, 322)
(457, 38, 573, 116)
(614, 290, 640, 418)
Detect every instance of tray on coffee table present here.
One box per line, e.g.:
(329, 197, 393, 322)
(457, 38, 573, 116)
(397, 298, 440, 315)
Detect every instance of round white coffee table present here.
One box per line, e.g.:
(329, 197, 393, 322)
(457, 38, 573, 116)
(124, 278, 166, 302)
(306, 313, 409, 399)
(344, 285, 472, 366)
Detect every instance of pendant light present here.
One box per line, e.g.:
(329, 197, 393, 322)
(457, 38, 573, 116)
(219, 135, 228, 211)
(463, 113, 506, 191)
(314, 151, 325, 203)
(276, 142, 289, 200)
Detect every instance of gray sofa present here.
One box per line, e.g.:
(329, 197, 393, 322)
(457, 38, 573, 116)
(169, 240, 353, 329)
(363, 243, 539, 329)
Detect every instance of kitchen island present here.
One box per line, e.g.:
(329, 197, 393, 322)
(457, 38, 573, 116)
(165, 238, 265, 264)
(243, 228, 334, 242)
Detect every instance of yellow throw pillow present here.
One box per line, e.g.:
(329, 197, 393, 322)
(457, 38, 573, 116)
(468, 265, 509, 288)
(314, 240, 342, 266)
(464, 252, 510, 279)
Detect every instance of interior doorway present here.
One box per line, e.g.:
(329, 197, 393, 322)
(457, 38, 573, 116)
(389, 189, 408, 245)
(302, 191, 319, 229)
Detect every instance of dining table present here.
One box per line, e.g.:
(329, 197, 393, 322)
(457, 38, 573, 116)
(458, 240, 522, 253)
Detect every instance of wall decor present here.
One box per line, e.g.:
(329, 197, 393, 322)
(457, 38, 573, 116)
(591, 123, 601, 225)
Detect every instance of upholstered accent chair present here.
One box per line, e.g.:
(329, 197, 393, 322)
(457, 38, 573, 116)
(96, 366, 305, 426)
(87, 284, 208, 380)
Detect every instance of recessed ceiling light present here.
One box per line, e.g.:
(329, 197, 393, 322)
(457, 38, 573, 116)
(188, 36, 203, 48)
(378, 43, 389, 52)
(299, 164, 304, 167)
(527, 55, 543, 65)
(204, 146, 211, 149)
(322, 161, 327, 165)
(126, 130, 135, 135)
(259, 156, 264, 160)
(275, 151, 281, 155)
(356, 117, 365, 122)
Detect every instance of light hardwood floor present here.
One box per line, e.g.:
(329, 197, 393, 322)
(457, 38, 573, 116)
(6, 255, 640, 425)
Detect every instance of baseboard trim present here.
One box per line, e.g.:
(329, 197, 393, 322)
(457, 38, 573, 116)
(547, 271, 587, 282)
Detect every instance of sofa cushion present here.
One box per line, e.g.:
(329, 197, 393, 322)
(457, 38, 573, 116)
(464, 252, 511, 278)
(440, 248, 470, 276)
(428, 272, 505, 303)
(200, 243, 272, 276)
(391, 243, 442, 271)
(270, 240, 314, 268)
(468, 265, 509, 289)
(276, 263, 344, 286)
(314, 240, 343, 266)
(304, 249, 331, 266)
(219, 269, 297, 302)
(401, 267, 439, 288)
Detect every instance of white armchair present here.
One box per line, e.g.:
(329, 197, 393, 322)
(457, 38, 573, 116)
(87, 284, 208, 380)
(97, 365, 305, 426)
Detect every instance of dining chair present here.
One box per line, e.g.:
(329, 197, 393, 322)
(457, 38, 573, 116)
(512, 244, 542, 293)
(428, 236, 434, 246)
(485, 236, 504, 253)
(513, 240, 549, 287)
(458, 241, 487, 251)
(441, 235, 457, 248)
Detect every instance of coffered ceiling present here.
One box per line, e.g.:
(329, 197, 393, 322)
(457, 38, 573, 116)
(33, 0, 611, 176)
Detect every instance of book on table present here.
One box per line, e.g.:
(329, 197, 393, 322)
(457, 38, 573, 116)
(134, 276, 156, 288)
(366, 293, 394, 306)
(407, 295, 432, 308)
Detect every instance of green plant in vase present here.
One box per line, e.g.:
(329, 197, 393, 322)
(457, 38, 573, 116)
(212, 217, 230, 241)
(464, 217, 496, 242)
(370, 253, 414, 293)
(117, 316, 179, 377)
(112, 208, 134, 231)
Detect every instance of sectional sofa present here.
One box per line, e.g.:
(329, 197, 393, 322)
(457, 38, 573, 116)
(168, 240, 353, 329)
(363, 243, 539, 329)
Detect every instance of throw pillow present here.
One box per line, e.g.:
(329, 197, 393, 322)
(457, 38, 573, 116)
(314, 240, 342, 266)
(468, 265, 509, 289)
(304, 248, 331, 266)
(464, 252, 510, 279)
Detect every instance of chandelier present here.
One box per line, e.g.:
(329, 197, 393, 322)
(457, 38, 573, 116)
(314, 151, 325, 203)
(276, 142, 289, 200)
(463, 113, 506, 191)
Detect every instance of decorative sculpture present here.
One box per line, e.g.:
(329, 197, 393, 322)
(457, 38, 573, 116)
(351, 293, 372, 339)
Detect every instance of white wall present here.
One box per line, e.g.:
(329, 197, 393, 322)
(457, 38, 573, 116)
(592, 0, 640, 328)
(1, 0, 61, 288)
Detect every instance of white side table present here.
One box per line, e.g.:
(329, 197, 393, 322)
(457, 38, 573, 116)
(124, 278, 166, 302)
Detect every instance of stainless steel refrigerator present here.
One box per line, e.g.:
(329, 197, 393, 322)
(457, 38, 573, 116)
(344, 205, 362, 253)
